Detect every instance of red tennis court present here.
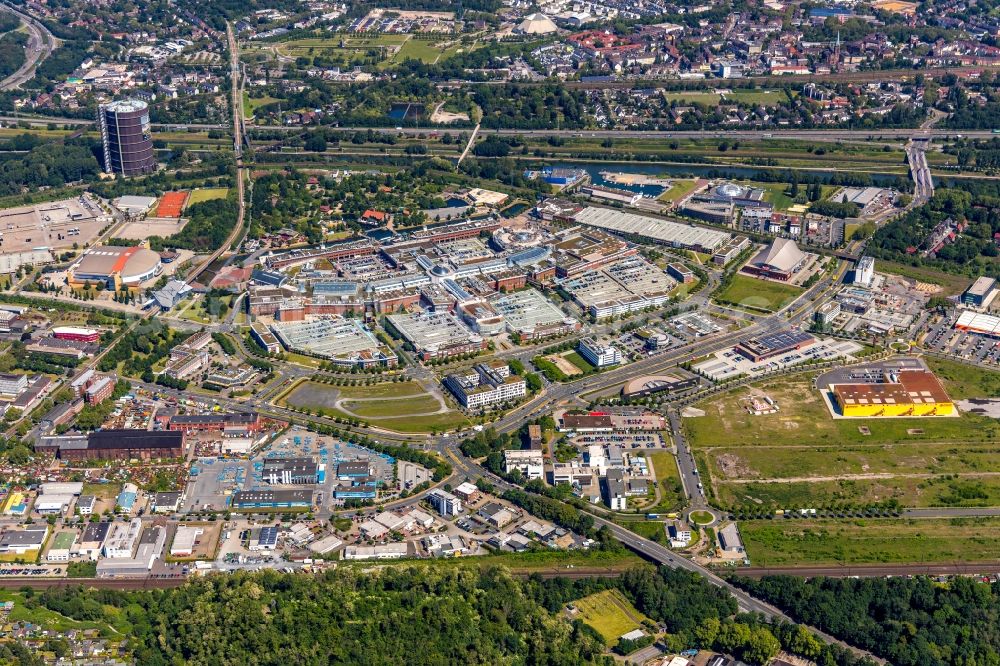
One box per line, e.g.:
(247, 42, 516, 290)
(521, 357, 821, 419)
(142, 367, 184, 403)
(154, 191, 189, 218)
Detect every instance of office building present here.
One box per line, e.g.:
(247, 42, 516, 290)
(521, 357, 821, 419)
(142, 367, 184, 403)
(602, 469, 627, 511)
(853, 256, 875, 288)
(444, 362, 527, 409)
(578, 338, 622, 367)
(0, 373, 27, 397)
(503, 449, 544, 480)
(427, 489, 462, 516)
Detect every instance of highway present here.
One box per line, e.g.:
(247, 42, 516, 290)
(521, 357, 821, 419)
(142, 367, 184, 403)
(0, 2, 57, 91)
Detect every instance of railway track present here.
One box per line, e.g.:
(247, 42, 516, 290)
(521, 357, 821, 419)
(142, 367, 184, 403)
(738, 562, 1000, 578)
(0, 576, 188, 590)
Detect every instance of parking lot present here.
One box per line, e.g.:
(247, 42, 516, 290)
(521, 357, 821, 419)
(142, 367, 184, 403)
(570, 432, 666, 449)
(694, 338, 864, 382)
(924, 315, 1000, 366)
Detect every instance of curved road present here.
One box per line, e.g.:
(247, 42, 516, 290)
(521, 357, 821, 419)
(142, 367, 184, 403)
(0, 3, 57, 91)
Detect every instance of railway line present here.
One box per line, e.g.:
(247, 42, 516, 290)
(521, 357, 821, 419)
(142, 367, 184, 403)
(739, 562, 1000, 579)
(0, 576, 188, 590)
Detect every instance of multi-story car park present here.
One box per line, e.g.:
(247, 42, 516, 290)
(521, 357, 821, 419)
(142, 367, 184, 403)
(269, 317, 398, 368)
(489, 289, 580, 340)
(571, 206, 731, 254)
(386, 311, 485, 360)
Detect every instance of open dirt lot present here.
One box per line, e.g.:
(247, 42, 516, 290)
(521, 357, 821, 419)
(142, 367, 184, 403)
(546, 353, 583, 377)
(0, 196, 107, 252)
(116, 217, 189, 241)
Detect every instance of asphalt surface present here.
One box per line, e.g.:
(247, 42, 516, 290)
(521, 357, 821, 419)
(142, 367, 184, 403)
(0, 3, 56, 91)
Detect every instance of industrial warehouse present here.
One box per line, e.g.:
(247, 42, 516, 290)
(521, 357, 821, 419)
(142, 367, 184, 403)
(821, 364, 956, 418)
(37, 430, 185, 460)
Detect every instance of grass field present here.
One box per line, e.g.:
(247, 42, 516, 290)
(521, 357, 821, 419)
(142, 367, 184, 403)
(689, 373, 1000, 508)
(648, 451, 685, 513)
(243, 92, 281, 117)
(624, 520, 668, 541)
(658, 178, 700, 202)
(565, 351, 596, 373)
(925, 356, 1000, 400)
(570, 589, 649, 645)
(187, 187, 230, 205)
(390, 37, 463, 66)
(741, 517, 1000, 566)
(283, 380, 469, 432)
(757, 181, 796, 210)
(723, 89, 791, 104)
(690, 510, 714, 525)
(713, 274, 804, 312)
(341, 395, 443, 418)
(271, 34, 466, 69)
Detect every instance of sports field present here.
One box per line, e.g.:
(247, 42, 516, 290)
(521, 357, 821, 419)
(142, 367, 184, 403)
(723, 89, 792, 104)
(713, 274, 803, 312)
(662, 91, 722, 105)
(155, 191, 189, 218)
(569, 589, 649, 645)
(187, 188, 229, 205)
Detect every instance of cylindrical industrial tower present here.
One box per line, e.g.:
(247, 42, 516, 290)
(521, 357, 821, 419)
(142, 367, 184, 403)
(97, 99, 156, 176)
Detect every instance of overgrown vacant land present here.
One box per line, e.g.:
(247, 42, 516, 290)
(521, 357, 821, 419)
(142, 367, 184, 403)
(686, 371, 1000, 509)
(570, 589, 650, 646)
(740, 517, 1000, 566)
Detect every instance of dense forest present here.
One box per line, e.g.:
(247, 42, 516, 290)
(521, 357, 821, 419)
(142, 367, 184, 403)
(735, 575, 1000, 666)
(148, 195, 238, 252)
(0, 30, 27, 81)
(0, 136, 102, 196)
(867, 186, 1000, 278)
(12, 566, 882, 666)
(36, 568, 613, 665)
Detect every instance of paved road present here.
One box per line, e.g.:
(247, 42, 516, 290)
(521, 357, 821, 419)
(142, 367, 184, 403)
(0, 3, 57, 91)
